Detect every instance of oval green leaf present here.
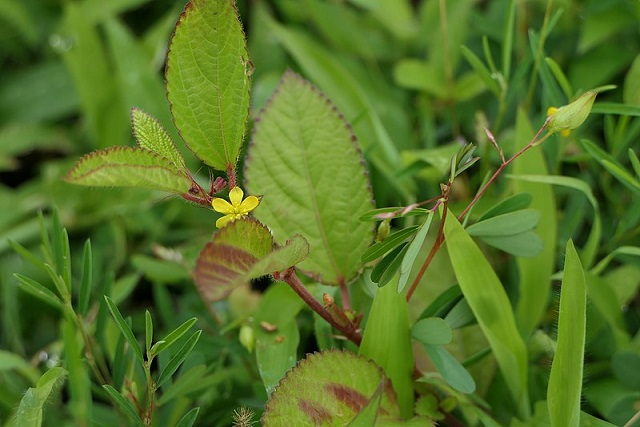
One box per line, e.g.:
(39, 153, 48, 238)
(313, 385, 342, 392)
(166, 0, 251, 171)
(245, 71, 374, 286)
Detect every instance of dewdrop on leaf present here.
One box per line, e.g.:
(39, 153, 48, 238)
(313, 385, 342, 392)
(547, 91, 598, 136)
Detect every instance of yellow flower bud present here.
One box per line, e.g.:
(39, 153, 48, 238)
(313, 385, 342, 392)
(547, 91, 598, 136)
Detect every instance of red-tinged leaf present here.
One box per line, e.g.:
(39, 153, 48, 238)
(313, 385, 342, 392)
(195, 219, 309, 302)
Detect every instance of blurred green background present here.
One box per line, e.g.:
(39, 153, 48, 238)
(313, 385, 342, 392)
(1, 0, 640, 425)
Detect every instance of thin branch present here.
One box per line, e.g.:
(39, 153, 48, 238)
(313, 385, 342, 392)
(274, 268, 361, 346)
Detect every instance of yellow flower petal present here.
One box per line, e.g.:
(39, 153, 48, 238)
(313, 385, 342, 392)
(229, 187, 244, 207)
(216, 214, 234, 228)
(239, 195, 260, 213)
(547, 106, 559, 116)
(212, 198, 235, 214)
(561, 129, 571, 137)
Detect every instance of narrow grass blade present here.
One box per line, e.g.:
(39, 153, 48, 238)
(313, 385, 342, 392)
(149, 317, 197, 358)
(175, 407, 200, 427)
(442, 208, 529, 418)
(63, 319, 92, 424)
(359, 276, 414, 417)
(102, 385, 144, 427)
(104, 296, 144, 366)
(547, 240, 587, 427)
(398, 212, 434, 293)
(78, 239, 92, 316)
(511, 110, 557, 336)
(14, 274, 63, 309)
(156, 330, 202, 388)
(144, 310, 153, 354)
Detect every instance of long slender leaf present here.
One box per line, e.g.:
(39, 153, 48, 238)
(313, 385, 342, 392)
(104, 296, 144, 366)
(361, 226, 418, 263)
(14, 274, 63, 309)
(398, 212, 434, 293)
(511, 110, 557, 336)
(156, 330, 202, 388)
(359, 276, 414, 417)
(78, 239, 92, 316)
(102, 385, 144, 427)
(547, 240, 587, 427)
(508, 173, 601, 269)
(442, 208, 529, 419)
(149, 317, 198, 357)
(175, 407, 200, 427)
(144, 310, 153, 354)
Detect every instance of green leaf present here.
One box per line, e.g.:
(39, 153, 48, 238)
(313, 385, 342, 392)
(262, 350, 400, 424)
(423, 345, 476, 394)
(104, 296, 144, 366)
(398, 212, 434, 293)
(78, 239, 92, 316)
(466, 209, 540, 237)
(175, 407, 200, 427)
(370, 243, 407, 286)
(359, 277, 414, 417)
(149, 317, 198, 358)
(508, 174, 600, 269)
(13, 274, 63, 309)
(412, 317, 452, 346)
(263, 17, 414, 201)
(166, 0, 251, 170)
(11, 367, 67, 427)
(442, 208, 529, 419)
(65, 147, 192, 194)
(131, 108, 185, 170)
(361, 226, 418, 263)
(479, 231, 543, 257)
(511, 109, 557, 336)
(477, 193, 532, 222)
(624, 54, 640, 106)
(547, 240, 587, 427)
(195, 218, 309, 302)
(580, 139, 640, 196)
(245, 72, 374, 285)
(591, 102, 640, 117)
(460, 45, 501, 97)
(254, 283, 305, 394)
(545, 57, 573, 101)
(102, 385, 144, 427)
(144, 310, 153, 354)
(156, 330, 202, 388)
(59, 2, 127, 149)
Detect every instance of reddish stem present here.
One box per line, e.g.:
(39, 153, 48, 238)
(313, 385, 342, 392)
(274, 269, 362, 346)
(406, 119, 551, 301)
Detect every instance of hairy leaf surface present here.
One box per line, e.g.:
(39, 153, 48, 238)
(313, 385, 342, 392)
(245, 72, 374, 285)
(166, 0, 251, 171)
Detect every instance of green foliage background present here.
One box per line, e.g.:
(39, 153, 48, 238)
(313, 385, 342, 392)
(1, 0, 639, 426)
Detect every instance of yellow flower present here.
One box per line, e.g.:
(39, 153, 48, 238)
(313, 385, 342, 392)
(211, 187, 260, 228)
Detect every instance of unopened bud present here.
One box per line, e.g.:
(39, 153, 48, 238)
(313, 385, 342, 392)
(547, 91, 597, 136)
(376, 219, 391, 243)
(239, 325, 255, 353)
